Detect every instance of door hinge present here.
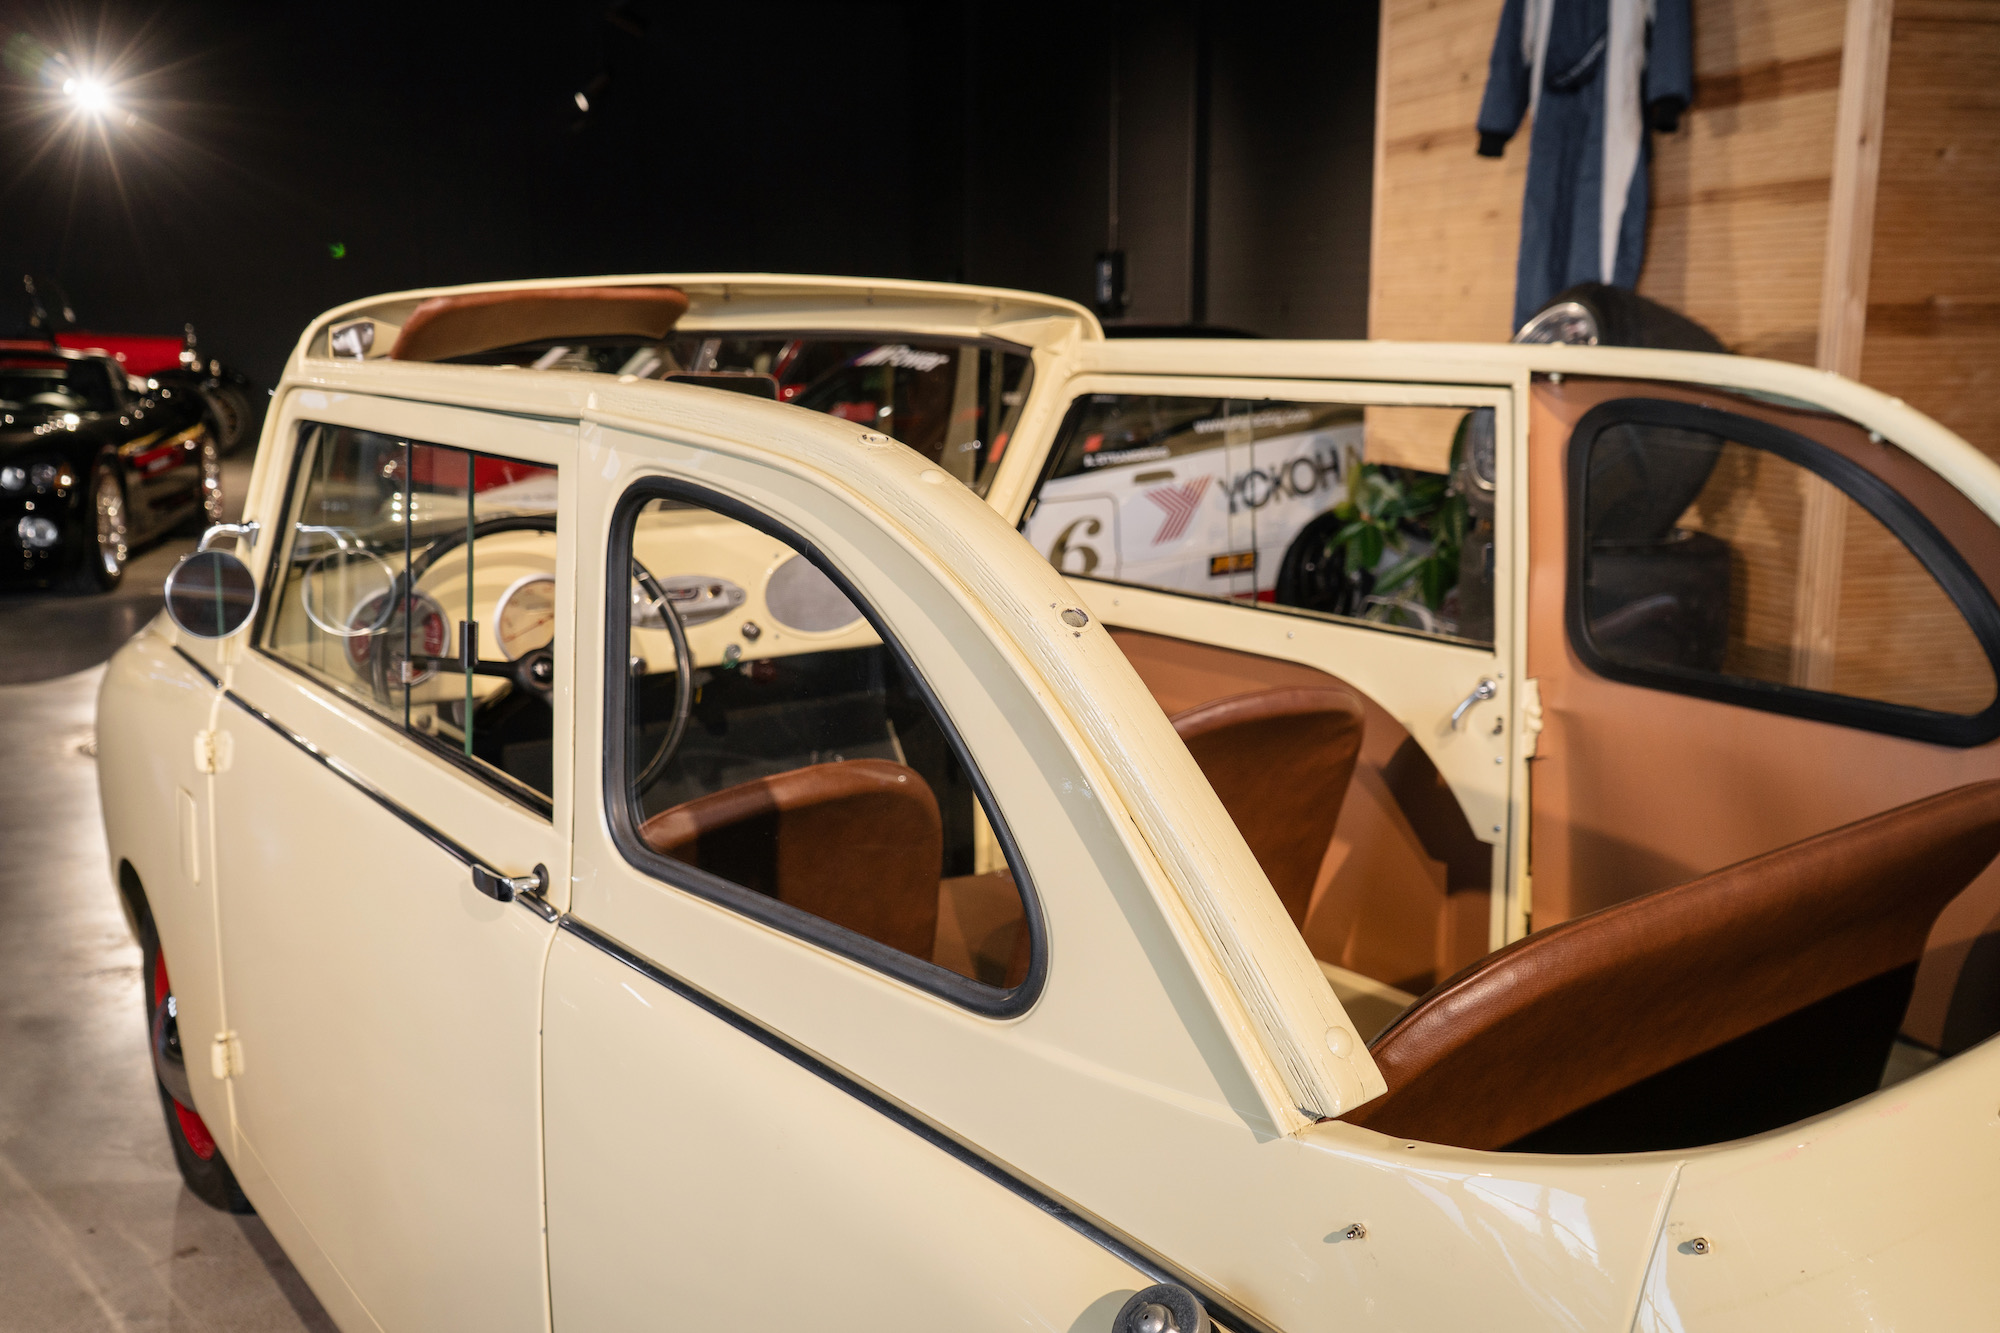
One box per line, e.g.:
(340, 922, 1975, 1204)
(1519, 677, 1544, 759)
(192, 728, 233, 774)
(210, 1031, 243, 1080)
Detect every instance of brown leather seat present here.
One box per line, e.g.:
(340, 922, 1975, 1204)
(1343, 780, 2000, 1150)
(639, 759, 941, 959)
(1170, 686, 1366, 928)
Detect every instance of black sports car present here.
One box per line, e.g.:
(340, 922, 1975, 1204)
(1, 341, 221, 591)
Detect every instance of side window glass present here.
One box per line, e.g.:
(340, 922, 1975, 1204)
(679, 337, 1033, 494)
(263, 423, 560, 807)
(449, 330, 1033, 497)
(611, 493, 1037, 1007)
(1572, 400, 2000, 736)
(1020, 394, 1496, 645)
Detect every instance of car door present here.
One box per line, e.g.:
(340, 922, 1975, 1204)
(1522, 371, 2000, 1052)
(546, 430, 1155, 1328)
(1014, 363, 1521, 994)
(208, 393, 573, 1332)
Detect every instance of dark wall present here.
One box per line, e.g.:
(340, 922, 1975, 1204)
(1205, 5, 1379, 339)
(0, 2, 1376, 388)
(960, 2, 1378, 336)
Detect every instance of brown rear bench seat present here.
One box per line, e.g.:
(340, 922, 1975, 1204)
(1342, 780, 2000, 1152)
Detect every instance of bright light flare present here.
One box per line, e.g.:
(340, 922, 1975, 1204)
(62, 76, 116, 116)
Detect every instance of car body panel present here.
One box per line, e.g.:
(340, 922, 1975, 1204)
(91, 275, 2000, 1330)
(1632, 1034, 2000, 1330)
(541, 928, 1155, 1330)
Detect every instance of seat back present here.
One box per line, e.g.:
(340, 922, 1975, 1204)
(1171, 685, 1366, 929)
(1343, 780, 2000, 1150)
(639, 759, 942, 958)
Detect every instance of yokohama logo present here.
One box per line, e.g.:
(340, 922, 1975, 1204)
(1145, 477, 1211, 544)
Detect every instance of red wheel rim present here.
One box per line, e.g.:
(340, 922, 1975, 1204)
(151, 949, 219, 1161)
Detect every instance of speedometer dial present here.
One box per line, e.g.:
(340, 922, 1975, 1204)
(494, 573, 557, 660)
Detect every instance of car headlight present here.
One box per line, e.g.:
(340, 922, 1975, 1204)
(29, 462, 60, 492)
(17, 516, 60, 549)
(1514, 300, 1600, 346)
(0, 466, 24, 492)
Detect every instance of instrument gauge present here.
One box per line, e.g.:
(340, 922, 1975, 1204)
(494, 573, 558, 660)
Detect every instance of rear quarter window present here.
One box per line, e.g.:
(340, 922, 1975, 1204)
(1568, 398, 2000, 745)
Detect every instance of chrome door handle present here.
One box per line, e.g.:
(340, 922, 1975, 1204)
(1450, 678, 1498, 729)
(197, 520, 260, 552)
(470, 862, 547, 904)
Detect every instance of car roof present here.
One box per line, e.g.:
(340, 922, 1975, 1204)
(294, 273, 1104, 371)
(281, 273, 2000, 538)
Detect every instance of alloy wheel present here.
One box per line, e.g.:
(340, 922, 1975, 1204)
(94, 468, 128, 580)
(150, 949, 218, 1160)
(199, 432, 224, 524)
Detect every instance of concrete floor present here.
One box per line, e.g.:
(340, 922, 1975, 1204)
(0, 457, 336, 1330)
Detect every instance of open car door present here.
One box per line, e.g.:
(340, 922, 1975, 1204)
(994, 339, 1527, 1014)
(1522, 367, 2000, 1057)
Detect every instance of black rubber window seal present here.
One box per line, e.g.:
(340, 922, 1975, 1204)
(603, 475, 1048, 1018)
(1564, 397, 2000, 748)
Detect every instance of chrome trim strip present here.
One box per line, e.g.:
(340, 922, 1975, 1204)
(221, 690, 555, 922)
(515, 889, 560, 923)
(556, 914, 1275, 1333)
(170, 643, 220, 689)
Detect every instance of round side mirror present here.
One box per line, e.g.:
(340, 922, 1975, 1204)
(165, 550, 258, 639)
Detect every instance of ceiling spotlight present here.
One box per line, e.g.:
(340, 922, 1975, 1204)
(572, 72, 610, 119)
(64, 75, 114, 116)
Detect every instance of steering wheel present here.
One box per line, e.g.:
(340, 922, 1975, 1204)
(380, 513, 695, 789)
(628, 562, 694, 795)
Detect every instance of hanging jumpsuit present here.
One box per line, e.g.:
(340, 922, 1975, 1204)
(1477, 0, 1694, 330)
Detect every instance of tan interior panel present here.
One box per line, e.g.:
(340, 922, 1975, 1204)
(1111, 627, 1489, 994)
(1528, 377, 2000, 1053)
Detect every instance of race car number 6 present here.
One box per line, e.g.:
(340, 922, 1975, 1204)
(1049, 517, 1102, 575)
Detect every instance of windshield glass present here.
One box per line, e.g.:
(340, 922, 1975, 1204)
(0, 357, 120, 415)
(448, 333, 1033, 496)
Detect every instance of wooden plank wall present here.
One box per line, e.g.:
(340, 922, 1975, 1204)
(1371, 0, 1849, 362)
(1859, 0, 2000, 462)
(1368, 0, 1529, 343)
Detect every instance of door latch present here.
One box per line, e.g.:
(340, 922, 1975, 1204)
(1520, 677, 1545, 758)
(1450, 678, 1498, 729)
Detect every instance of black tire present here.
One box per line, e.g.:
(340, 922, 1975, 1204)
(60, 465, 128, 593)
(129, 883, 253, 1213)
(1534, 282, 1728, 353)
(199, 383, 254, 455)
(1275, 510, 1365, 617)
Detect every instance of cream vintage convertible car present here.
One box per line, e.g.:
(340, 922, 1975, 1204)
(100, 277, 2000, 1331)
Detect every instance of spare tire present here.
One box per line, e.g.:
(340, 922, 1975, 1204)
(1517, 282, 1728, 354)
